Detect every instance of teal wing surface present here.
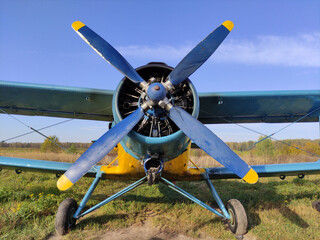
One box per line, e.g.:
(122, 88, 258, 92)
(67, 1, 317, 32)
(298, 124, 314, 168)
(199, 90, 320, 124)
(2, 81, 320, 124)
(0, 156, 98, 177)
(0, 81, 114, 121)
(1, 156, 320, 180)
(206, 160, 320, 180)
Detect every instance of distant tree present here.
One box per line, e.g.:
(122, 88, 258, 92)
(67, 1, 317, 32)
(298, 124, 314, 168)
(67, 143, 78, 154)
(239, 142, 249, 151)
(305, 141, 320, 155)
(254, 136, 275, 157)
(40, 136, 61, 153)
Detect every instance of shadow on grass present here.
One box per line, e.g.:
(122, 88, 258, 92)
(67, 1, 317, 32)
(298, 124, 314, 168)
(76, 213, 129, 229)
(211, 179, 315, 230)
(279, 205, 309, 228)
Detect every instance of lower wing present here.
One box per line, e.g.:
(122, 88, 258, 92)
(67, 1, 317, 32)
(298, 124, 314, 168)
(1, 156, 320, 181)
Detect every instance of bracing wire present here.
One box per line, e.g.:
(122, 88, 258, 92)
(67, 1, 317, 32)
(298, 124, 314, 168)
(1, 119, 73, 142)
(222, 118, 320, 158)
(0, 108, 68, 150)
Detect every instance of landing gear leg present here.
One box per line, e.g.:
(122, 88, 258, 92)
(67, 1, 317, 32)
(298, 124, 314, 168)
(55, 166, 147, 235)
(160, 177, 227, 218)
(202, 171, 248, 237)
(160, 173, 249, 238)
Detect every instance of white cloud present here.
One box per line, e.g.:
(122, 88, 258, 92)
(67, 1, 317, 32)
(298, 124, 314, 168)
(117, 44, 191, 60)
(80, 126, 108, 131)
(117, 32, 320, 67)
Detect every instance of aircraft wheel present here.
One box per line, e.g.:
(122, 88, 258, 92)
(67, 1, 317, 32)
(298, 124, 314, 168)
(55, 198, 78, 235)
(312, 200, 320, 212)
(227, 199, 248, 236)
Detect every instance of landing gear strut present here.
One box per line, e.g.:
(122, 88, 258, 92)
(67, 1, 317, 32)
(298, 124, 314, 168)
(55, 167, 248, 237)
(203, 171, 248, 236)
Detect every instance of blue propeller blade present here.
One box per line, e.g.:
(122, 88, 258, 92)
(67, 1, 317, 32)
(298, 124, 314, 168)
(168, 21, 234, 86)
(168, 106, 258, 184)
(72, 21, 146, 85)
(57, 107, 145, 190)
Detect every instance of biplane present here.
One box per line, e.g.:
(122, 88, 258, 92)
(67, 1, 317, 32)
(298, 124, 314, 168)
(1, 20, 320, 237)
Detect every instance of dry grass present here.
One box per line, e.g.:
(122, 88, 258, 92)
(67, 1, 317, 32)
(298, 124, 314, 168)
(1, 148, 318, 169)
(0, 147, 320, 240)
(0, 148, 116, 165)
(189, 149, 318, 168)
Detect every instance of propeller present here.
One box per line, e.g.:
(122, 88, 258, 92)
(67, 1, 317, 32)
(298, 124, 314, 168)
(168, 106, 258, 183)
(57, 20, 258, 191)
(72, 21, 147, 87)
(166, 21, 234, 87)
(57, 107, 145, 190)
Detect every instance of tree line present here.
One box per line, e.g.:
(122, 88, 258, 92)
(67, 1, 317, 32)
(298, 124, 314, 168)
(1, 136, 319, 157)
(227, 137, 320, 157)
(0, 140, 91, 150)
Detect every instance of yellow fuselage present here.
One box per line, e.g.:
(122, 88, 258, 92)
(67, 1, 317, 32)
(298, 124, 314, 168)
(101, 142, 205, 181)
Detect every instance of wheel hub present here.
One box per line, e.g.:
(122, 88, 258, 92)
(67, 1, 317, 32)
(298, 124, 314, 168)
(228, 208, 235, 226)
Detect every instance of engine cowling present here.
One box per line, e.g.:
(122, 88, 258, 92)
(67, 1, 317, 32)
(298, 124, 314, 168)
(112, 62, 199, 161)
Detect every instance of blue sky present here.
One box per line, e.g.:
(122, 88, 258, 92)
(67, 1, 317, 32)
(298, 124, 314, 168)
(0, 0, 320, 143)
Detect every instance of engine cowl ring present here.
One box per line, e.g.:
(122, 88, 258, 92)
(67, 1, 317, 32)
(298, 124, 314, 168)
(112, 62, 199, 161)
(114, 63, 199, 137)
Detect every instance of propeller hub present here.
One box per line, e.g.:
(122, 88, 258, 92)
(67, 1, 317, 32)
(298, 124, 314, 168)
(147, 83, 166, 102)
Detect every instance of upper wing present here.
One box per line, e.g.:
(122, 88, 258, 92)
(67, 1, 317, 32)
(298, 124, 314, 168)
(3, 81, 319, 125)
(199, 90, 320, 124)
(0, 81, 114, 121)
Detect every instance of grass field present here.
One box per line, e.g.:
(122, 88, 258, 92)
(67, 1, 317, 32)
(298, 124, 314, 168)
(0, 148, 319, 240)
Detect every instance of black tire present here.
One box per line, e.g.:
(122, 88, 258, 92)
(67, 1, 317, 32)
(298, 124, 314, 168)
(227, 199, 248, 236)
(312, 200, 320, 212)
(55, 198, 78, 236)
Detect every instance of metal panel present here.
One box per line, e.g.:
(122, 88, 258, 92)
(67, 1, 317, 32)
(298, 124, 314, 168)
(199, 90, 320, 124)
(207, 160, 320, 179)
(0, 156, 97, 177)
(0, 81, 113, 121)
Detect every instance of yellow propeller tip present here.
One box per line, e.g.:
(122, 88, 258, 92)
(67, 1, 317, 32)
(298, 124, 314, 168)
(57, 174, 74, 191)
(242, 168, 258, 184)
(222, 20, 234, 31)
(72, 21, 85, 31)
